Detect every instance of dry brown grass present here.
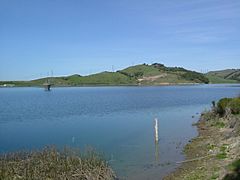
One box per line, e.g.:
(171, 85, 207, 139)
(0, 147, 116, 180)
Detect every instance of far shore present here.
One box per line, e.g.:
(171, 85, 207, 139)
(1, 82, 239, 89)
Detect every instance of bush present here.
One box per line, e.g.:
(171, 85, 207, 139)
(217, 98, 232, 115)
(224, 159, 240, 180)
(133, 71, 144, 78)
(216, 97, 240, 115)
(229, 98, 240, 114)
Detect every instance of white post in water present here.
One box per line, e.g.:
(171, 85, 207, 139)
(155, 118, 159, 143)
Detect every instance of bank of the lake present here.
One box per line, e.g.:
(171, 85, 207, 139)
(0, 82, 205, 88)
(165, 97, 240, 180)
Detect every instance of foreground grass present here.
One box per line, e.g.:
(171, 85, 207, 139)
(0, 147, 115, 180)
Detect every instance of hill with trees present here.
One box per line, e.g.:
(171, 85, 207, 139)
(0, 63, 214, 87)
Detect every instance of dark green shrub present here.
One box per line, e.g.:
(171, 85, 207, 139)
(152, 63, 165, 69)
(229, 159, 240, 171)
(217, 98, 232, 115)
(180, 71, 209, 84)
(134, 71, 144, 77)
(224, 159, 240, 180)
(229, 98, 240, 114)
(216, 152, 227, 159)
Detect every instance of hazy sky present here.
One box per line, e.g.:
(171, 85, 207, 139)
(1, 0, 240, 80)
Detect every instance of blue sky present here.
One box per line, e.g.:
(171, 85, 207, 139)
(0, 0, 240, 80)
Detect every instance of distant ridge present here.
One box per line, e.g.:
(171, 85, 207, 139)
(1, 63, 239, 87)
(206, 69, 240, 84)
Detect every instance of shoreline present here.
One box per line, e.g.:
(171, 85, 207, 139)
(164, 104, 240, 179)
(1, 83, 240, 89)
(0, 82, 204, 88)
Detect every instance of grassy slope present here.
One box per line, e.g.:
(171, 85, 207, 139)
(118, 64, 209, 85)
(0, 63, 210, 87)
(206, 74, 238, 84)
(29, 72, 136, 86)
(207, 69, 237, 78)
(119, 64, 161, 77)
(68, 72, 136, 85)
(206, 69, 240, 83)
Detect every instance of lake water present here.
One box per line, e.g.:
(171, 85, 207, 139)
(0, 85, 239, 179)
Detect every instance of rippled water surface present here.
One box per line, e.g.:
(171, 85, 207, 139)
(0, 85, 239, 179)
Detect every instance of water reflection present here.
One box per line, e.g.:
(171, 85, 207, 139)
(155, 141, 159, 165)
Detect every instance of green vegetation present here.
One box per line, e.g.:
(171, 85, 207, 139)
(165, 96, 240, 180)
(1, 65, 240, 86)
(228, 159, 240, 172)
(0, 63, 211, 87)
(210, 173, 219, 179)
(224, 159, 240, 180)
(0, 147, 115, 180)
(216, 97, 240, 115)
(229, 98, 240, 114)
(118, 63, 209, 85)
(216, 145, 228, 159)
(118, 64, 161, 78)
(42, 72, 136, 86)
(207, 144, 216, 150)
(206, 69, 240, 84)
(211, 121, 225, 128)
(74, 72, 136, 85)
(205, 74, 238, 84)
(217, 98, 233, 115)
(181, 71, 209, 84)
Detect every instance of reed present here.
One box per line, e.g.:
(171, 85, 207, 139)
(0, 146, 116, 180)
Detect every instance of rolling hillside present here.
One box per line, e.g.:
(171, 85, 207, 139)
(0, 63, 210, 87)
(206, 69, 240, 83)
(117, 63, 209, 85)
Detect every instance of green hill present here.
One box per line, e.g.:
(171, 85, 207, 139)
(0, 63, 210, 87)
(118, 63, 209, 85)
(29, 71, 136, 86)
(206, 69, 240, 83)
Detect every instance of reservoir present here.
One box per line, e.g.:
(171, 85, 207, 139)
(0, 85, 239, 179)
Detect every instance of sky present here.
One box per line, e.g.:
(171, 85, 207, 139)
(0, 0, 240, 80)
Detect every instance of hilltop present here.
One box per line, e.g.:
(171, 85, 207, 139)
(206, 69, 240, 84)
(0, 63, 210, 87)
(117, 63, 209, 85)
